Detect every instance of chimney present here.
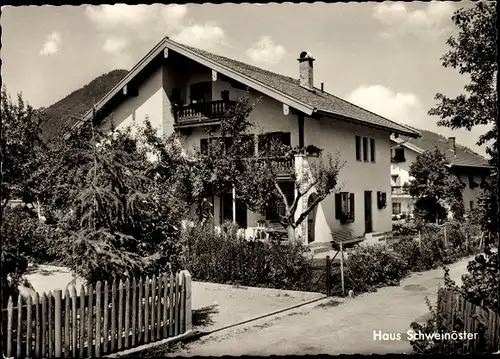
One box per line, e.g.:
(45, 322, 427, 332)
(321, 82, 324, 93)
(448, 137, 456, 155)
(298, 51, 315, 90)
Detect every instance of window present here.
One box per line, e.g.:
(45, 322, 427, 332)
(392, 202, 402, 215)
(362, 137, 369, 162)
(220, 90, 230, 101)
(242, 135, 256, 157)
(257, 132, 291, 156)
(370, 138, 376, 162)
(335, 192, 355, 223)
(393, 148, 406, 163)
(190, 82, 212, 103)
(355, 136, 362, 161)
(468, 174, 478, 189)
(480, 175, 487, 188)
(171, 88, 183, 104)
(201, 136, 255, 157)
(391, 175, 399, 186)
(200, 137, 230, 155)
(377, 191, 387, 209)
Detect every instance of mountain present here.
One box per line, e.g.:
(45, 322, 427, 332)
(40, 69, 128, 141)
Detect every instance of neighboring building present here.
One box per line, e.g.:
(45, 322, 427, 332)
(59, 36, 419, 245)
(390, 129, 493, 218)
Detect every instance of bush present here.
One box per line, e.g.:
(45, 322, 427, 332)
(335, 244, 409, 293)
(392, 221, 419, 237)
(180, 220, 315, 291)
(460, 248, 499, 313)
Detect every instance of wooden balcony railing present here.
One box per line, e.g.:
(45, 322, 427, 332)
(174, 100, 235, 123)
(391, 186, 408, 195)
(252, 156, 294, 175)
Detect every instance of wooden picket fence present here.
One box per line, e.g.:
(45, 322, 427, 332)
(437, 288, 499, 353)
(2, 271, 192, 358)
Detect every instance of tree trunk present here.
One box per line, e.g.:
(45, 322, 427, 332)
(286, 225, 296, 242)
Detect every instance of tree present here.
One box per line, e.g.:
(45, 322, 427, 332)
(404, 148, 465, 223)
(428, 1, 497, 239)
(1, 86, 46, 307)
(0, 85, 46, 214)
(429, 1, 499, 337)
(177, 96, 344, 241)
(35, 115, 186, 283)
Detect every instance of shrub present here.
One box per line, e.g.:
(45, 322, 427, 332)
(392, 221, 419, 237)
(180, 220, 315, 291)
(460, 248, 499, 313)
(335, 244, 409, 293)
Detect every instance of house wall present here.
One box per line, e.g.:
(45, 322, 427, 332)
(180, 77, 301, 230)
(306, 118, 393, 242)
(97, 54, 395, 243)
(100, 66, 165, 135)
(453, 170, 485, 210)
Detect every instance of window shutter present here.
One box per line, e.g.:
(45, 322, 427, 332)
(335, 193, 342, 219)
(355, 136, 361, 161)
(349, 193, 355, 219)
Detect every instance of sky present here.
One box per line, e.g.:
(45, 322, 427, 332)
(1, 2, 491, 156)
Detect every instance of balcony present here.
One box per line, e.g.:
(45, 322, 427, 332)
(391, 186, 409, 196)
(251, 156, 294, 178)
(174, 100, 235, 128)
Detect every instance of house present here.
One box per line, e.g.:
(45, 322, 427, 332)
(390, 129, 493, 218)
(61, 36, 420, 245)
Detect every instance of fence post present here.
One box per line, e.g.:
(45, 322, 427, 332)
(54, 289, 62, 358)
(17, 295, 22, 357)
(27, 295, 33, 357)
(70, 286, 77, 358)
(7, 296, 13, 358)
(64, 289, 70, 358)
(340, 242, 345, 296)
(95, 281, 102, 357)
(326, 256, 331, 297)
(35, 292, 40, 358)
(180, 270, 192, 332)
(124, 278, 131, 349)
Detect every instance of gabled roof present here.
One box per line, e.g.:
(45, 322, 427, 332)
(391, 128, 492, 169)
(71, 36, 420, 138)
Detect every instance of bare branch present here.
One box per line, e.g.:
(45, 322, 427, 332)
(295, 195, 325, 227)
(274, 181, 289, 210)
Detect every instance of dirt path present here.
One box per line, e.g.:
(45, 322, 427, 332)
(173, 257, 473, 356)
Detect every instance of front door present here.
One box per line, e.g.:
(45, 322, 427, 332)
(364, 191, 373, 234)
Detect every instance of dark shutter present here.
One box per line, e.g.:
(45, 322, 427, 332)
(370, 138, 375, 162)
(349, 193, 355, 219)
(355, 136, 361, 161)
(335, 193, 342, 219)
(362, 137, 368, 162)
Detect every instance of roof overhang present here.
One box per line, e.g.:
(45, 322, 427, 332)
(447, 163, 494, 170)
(319, 111, 421, 138)
(70, 36, 316, 132)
